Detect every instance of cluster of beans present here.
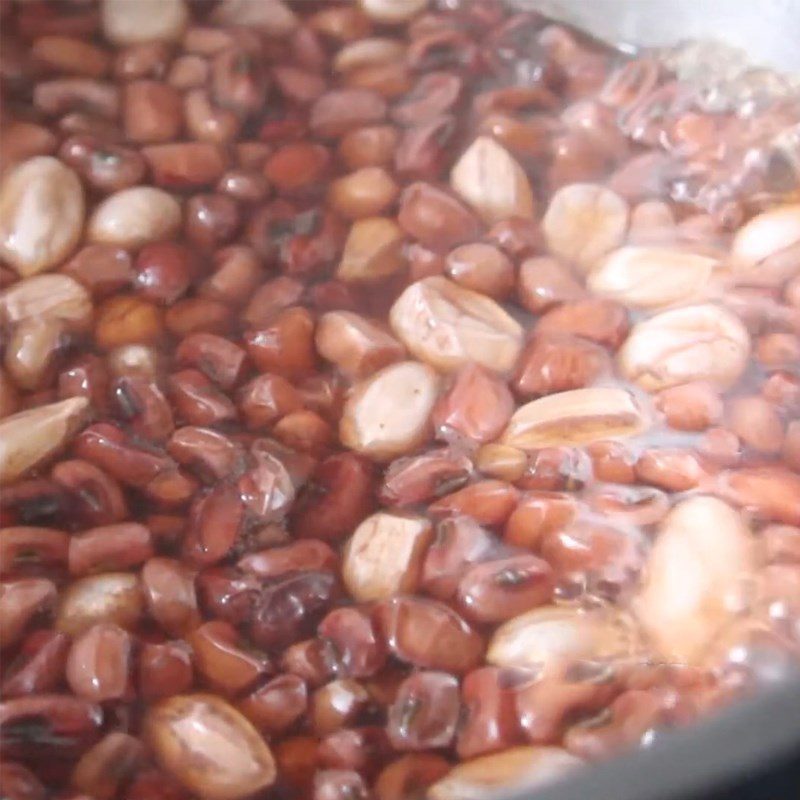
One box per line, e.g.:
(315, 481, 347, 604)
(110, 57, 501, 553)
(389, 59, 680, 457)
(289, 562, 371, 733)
(2, 1, 800, 799)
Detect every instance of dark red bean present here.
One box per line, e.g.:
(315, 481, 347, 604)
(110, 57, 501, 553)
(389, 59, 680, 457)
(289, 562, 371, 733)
(141, 557, 200, 637)
(310, 88, 387, 138)
(515, 663, 620, 744)
(238, 674, 308, 733)
(387, 671, 460, 750)
(111, 375, 175, 441)
(71, 731, 145, 800)
(293, 452, 375, 541)
(0, 695, 103, 760)
(374, 754, 451, 800)
(313, 769, 370, 800)
(189, 620, 271, 695)
(167, 368, 238, 427)
(51, 460, 128, 528)
(0, 527, 69, 578)
(184, 193, 241, 249)
(175, 333, 248, 391)
(0, 579, 58, 649)
(138, 640, 194, 701)
(374, 596, 484, 673)
(249, 571, 338, 650)
(68, 523, 153, 576)
(457, 667, 523, 758)
(239, 539, 338, 579)
(318, 606, 386, 679)
(0, 760, 47, 800)
(133, 241, 195, 305)
(167, 426, 247, 484)
(183, 484, 245, 567)
(318, 726, 393, 778)
(2, 630, 70, 699)
(421, 516, 499, 601)
(379, 448, 473, 507)
(457, 555, 554, 623)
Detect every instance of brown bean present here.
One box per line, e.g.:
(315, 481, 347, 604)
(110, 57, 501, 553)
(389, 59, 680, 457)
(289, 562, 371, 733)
(112, 41, 172, 80)
(32, 35, 110, 78)
(339, 125, 399, 169)
(310, 89, 388, 138)
(0, 579, 57, 649)
(536, 299, 629, 350)
(514, 334, 610, 398)
(34, 78, 119, 119)
(62, 244, 133, 297)
(71, 732, 145, 800)
(328, 167, 399, 219)
(143, 143, 229, 189)
(185, 88, 242, 143)
(726, 395, 784, 454)
(168, 54, 210, 89)
(375, 596, 484, 673)
(123, 81, 182, 143)
(68, 523, 153, 576)
(655, 382, 723, 431)
(211, 48, 269, 116)
(141, 557, 200, 636)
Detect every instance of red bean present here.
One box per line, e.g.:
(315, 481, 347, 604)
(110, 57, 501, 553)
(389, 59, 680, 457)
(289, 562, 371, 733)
(238, 673, 308, 733)
(68, 523, 153, 576)
(141, 557, 200, 636)
(374, 596, 484, 673)
(2, 630, 70, 699)
(458, 666, 523, 758)
(457, 555, 554, 623)
(318, 606, 386, 678)
(5, 2, 800, 792)
(0, 695, 103, 761)
(387, 671, 460, 750)
(65, 623, 132, 702)
(293, 453, 376, 541)
(189, 620, 270, 695)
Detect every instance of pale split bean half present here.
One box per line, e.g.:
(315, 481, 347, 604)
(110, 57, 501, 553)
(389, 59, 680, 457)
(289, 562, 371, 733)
(588, 246, 718, 310)
(502, 387, 651, 449)
(0, 396, 90, 484)
(359, 0, 429, 25)
(617, 303, 751, 392)
(89, 187, 182, 248)
(389, 276, 524, 374)
(486, 604, 641, 671)
(632, 495, 757, 665)
(315, 310, 405, 379)
(210, 0, 299, 36)
(0, 273, 92, 331)
(144, 693, 277, 800)
(340, 360, 439, 460)
(542, 183, 630, 273)
(333, 38, 407, 74)
(56, 572, 144, 636)
(0, 156, 85, 277)
(343, 511, 433, 602)
(102, 0, 189, 45)
(337, 217, 406, 282)
(730, 204, 800, 287)
(428, 747, 584, 800)
(450, 136, 536, 225)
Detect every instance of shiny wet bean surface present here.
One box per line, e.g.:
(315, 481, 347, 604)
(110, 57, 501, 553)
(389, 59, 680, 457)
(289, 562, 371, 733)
(2, 2, 800, 800)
